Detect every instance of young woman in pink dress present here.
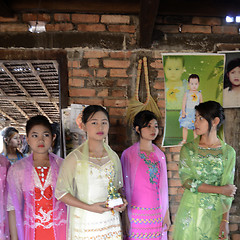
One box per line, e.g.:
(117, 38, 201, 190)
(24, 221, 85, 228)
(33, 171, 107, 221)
(7, 115, 67, 240)
(121, 110, 171, 240)
(0, 155, 10, 240)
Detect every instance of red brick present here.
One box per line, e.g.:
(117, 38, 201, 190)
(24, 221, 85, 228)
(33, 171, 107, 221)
(103, 59, 130, 68)
(110, 51, 132, 59)
(165, 153, 172, 162)
(108, 25, 136, 33)
(167, 171, 172, 178)
(150, 60, 163, 69)
(154, 81, 164, 90)
(84, 51, 109, 58)
(69, 78, 84, 87)
(71, 61, 81, 68)
(169, 187, 178, 195)
(117, 79, 129, 86)
(156, 25, 179, 33)
(212, 26, 238, 34)
(173, 154, 180, 161)
(0, 15, 18, 22)
(77, 24, 105, 32)
(101, 15, 130, 24)
(157, 70, 165, 78)
(72, 14, 100, 23)
(230, 216, 240, 223)
(232, 234, 240, 240)
(94, 69, 108, 78)
(167, 162, 179, 171)
(109, 107, 126, 116)
(168, 179, 182, 187)
(104, 99, 127, 107)
(192, 17, 221, 26)
(46, 23, 73, 31)
(182, 25, 211, 33)
(170, 146, 181, 153)
(229, 223, 238, 231)
(54, 14, 70, 22)
(22, 13, 51, 22)
(112, 90, 126, 97)
(0, 24, 28, 32)
(71, 69, 91, 77)
(157, 99, 165, 108)
(110, 69, 128, 78)
(69, 88, 96, 97)
(88, 59, 99, 68)
(97, 89, 108, 97)
(70, 98, 103, 105)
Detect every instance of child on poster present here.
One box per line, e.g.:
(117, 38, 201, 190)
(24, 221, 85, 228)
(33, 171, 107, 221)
(223, 58, 240, 108)
(121, 110, 171, 240)
(55, 105, 127, 239)
(164, 55, 188, 110)
(179, 74, 203, 145)
(7, 115, 67, 240)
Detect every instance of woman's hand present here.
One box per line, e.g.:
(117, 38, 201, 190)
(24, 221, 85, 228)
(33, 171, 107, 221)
(218, 220, 229, 239)
(162, 209, 171, 232)
(90, 201, 110, 213)
(113, 198, 128, 212)
(220, 184, 237, 197)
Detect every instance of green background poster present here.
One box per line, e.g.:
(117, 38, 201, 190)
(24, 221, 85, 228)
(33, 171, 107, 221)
(162, 53, 225, 147)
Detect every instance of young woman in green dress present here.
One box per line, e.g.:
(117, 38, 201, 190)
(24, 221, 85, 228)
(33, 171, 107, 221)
(173, 101, 237, 240)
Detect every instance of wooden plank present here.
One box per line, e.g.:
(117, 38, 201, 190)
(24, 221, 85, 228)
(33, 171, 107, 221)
(139, 0, 160, 48)
(0, 0, 13, 17)
(10, 0, 140, 14)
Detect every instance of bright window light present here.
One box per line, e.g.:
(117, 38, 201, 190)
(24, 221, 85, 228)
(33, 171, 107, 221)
(226, 16, 234, 23)
(236, 16, 240, 23)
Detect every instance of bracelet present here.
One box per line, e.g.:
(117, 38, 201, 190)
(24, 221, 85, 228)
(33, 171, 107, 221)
(221, 219, 229, 223)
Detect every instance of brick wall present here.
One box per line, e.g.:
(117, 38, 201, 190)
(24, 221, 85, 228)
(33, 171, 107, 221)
(0, 11, 240, 239)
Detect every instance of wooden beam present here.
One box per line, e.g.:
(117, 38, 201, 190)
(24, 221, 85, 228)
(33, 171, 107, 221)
(27, 61, 60, 112)
(0, 63, 52, 123)
(0, 109, 19, 125)
(0, 0, 14, 17)
(0, 88, 29, 120)
(139, 0, 160, 48)
(0, 95, 59, 103)
(10, 0, 140, 14)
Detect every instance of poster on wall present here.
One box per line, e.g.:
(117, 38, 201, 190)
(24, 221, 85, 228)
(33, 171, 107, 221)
(61, 104, 87, 157)
(162, 53, 225, 147)
(218, 51, 240, 108)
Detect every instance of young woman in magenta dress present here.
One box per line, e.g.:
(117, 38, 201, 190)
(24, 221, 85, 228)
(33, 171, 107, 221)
(173, 101, 237, 240)
(55, 105, 127, 240)
(121, 110, 171, 240)
(7, 115, 67, 240)
(0, 155, 10, 240)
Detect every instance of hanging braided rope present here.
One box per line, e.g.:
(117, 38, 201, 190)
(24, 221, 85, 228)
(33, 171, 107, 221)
(126, 57, 161, 126)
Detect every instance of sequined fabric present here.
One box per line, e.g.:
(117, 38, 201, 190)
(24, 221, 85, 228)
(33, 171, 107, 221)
(173, 138, 236, 240)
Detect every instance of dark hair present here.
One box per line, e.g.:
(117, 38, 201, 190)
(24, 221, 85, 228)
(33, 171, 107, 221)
(1, 126, 19, 139)
(26, 115, 53, 136)
(163, 56, 185, 67)
(133, 110, 158, 135)
(82, 105, 109, 124)
(1, 127, 22, 156)
(224, 58, 240, 90)
(188, 74, 200, 82)
(51, 122, 60, 155)
(195, 101, 225, 133)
